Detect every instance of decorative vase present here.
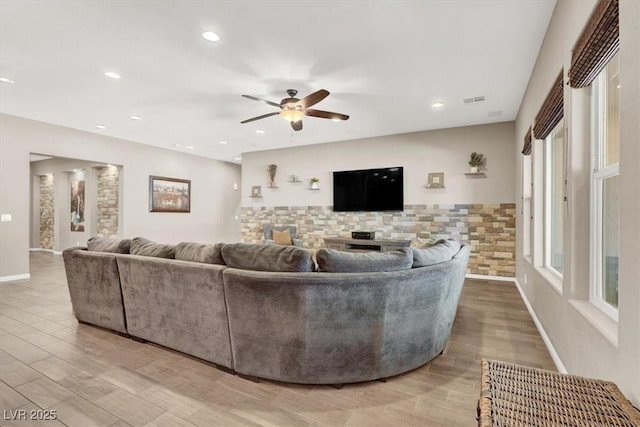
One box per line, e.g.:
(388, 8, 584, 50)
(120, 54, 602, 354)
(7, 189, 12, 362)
(311, 182, 319, 190)
(470, 166, 478, 173)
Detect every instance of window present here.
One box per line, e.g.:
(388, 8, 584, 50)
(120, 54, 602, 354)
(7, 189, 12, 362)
(544, 121, 565, 277)
(591, 53, 620, 319)
(522, 154, 532, 259)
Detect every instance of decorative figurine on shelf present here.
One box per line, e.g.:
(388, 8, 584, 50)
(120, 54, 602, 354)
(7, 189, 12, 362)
(267, 164, 277, 188)
(310, 177, 319, 190)
(468, 152, 485, 173)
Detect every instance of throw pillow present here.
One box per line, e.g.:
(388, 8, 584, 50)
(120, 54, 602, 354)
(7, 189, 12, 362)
(411, 239, 462, 268)
(315, 248, 413, 273)
(130, 237, 175, 259)
(272, 229, 292, 245)
(221, 243, 313, 272)
(87, 236, 131, 254)
(175, 242, 225, 265)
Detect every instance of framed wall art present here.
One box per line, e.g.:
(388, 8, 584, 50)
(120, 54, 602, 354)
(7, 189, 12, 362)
(149, 176, 191, 213)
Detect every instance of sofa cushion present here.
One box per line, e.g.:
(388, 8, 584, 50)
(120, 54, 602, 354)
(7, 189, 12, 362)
(130, 237, 175, 259)
(221, 243, 313, 272)
(411, 239, 462, 268)
(87, 236, 130, 254)
(175, 242, 224, 265)
(272, 229, 292, 245)
(315, 248, 413, 273)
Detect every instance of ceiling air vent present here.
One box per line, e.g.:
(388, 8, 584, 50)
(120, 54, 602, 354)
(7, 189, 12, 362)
(463, 95, 486, 104)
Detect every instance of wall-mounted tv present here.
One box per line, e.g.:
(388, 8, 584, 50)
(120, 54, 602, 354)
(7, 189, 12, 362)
(333, 167, 403, 212)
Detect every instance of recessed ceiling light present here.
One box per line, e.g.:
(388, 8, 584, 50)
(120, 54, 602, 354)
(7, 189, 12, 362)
(104, 71, 120, 79)
(95, 124, 106, 129)
(431, 101, 445, 109)
(202, 31, 220, 42)
(219, 141, 228, 145)
(331, 118, 341, 122)
(186, 146, 194, 150)
(617, 84, 621, 89)
(0, 76, 14, 84)
(234, 157, 241, 161)
(129, 115, 142, 120)
(256, 130, 265, 134)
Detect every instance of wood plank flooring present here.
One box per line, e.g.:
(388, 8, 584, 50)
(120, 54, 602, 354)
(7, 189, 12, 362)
(0, 252, 556, 426)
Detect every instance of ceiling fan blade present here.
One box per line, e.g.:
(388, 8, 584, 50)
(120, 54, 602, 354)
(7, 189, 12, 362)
(296, 89, 329, 109)
(240, 111, 280, 124)
(291, 120, 303, 131)
(305, 109, 349, 121)
(241, 94, 281, 108)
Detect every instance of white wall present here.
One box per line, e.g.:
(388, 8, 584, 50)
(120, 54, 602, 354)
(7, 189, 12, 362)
(242, 121, 515, 207)
(0, 114, 242, 279)
(515, 0, 640, 405)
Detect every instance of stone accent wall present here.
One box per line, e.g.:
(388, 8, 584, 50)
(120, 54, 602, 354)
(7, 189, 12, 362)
(96, 166, 120, 238)
(39, 175, 55, 249)
(241, 203, 516, 277)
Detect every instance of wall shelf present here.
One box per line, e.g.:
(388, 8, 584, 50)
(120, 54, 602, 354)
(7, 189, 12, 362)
(248, 196, 263, 198)
(464, 172, 487, 177)
(267, 186, 279, 189)
(288, 179, 303, 183)
(424, 185, 446, 189)
(309, 188, 320, 191)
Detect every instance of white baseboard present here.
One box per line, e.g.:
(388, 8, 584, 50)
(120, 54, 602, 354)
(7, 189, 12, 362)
(29, 248, 61, 255)
(465, 273, 515, 282)
(514, 278, 567, 373)
(0, 274, 31, 283)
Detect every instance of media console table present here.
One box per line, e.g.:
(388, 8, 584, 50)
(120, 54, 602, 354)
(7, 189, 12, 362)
(323, 237, 411, 253)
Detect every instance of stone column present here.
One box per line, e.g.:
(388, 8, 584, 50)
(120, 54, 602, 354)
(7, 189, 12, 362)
(96, 166, 120, 238)
(39, 175, 55, 249)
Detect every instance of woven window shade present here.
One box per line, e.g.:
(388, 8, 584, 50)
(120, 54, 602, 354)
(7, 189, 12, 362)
(533, 72, 564, 140)
(522, 127, 532, 155)
(569, 0, 619, 88)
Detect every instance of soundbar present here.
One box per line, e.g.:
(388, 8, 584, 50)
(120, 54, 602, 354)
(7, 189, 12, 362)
(351, 231, 375, 240)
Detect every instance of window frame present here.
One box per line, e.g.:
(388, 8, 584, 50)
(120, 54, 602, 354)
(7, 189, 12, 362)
(589, 58, 620, 321)
(522, 154, 532, 261)
(543, 120, 565, 280)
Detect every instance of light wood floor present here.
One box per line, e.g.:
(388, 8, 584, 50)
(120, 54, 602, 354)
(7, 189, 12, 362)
(0, 252, 555, 426)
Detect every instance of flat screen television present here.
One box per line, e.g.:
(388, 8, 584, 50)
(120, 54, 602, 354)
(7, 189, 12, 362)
(333, 167, 403, 212)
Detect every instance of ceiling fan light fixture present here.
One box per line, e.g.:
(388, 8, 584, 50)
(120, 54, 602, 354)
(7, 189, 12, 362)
(280, 109, 304, 122)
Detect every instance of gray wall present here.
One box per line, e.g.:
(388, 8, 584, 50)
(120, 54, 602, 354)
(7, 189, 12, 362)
(1, 114, 242, 279)
(242, 121, 516, 206)
(514, 0, 639, 405)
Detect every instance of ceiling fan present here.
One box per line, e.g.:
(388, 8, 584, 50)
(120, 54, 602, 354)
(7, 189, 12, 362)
(240, 89, 349, 131)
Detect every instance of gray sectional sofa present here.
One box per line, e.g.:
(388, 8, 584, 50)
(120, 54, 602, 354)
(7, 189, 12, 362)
(63, 236, 470, 384)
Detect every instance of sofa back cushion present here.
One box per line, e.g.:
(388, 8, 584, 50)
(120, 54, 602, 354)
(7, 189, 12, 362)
(87, 236, 130, 254)
(221, 243, 313, 272)
(175, 242, 225, 265)
(315, 248, 413, 273)
(130, 237, 175, 259)
(411, 239, 462, 268)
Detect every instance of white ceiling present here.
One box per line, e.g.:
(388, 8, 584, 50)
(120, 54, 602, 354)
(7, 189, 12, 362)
(0, 1, 556, 164)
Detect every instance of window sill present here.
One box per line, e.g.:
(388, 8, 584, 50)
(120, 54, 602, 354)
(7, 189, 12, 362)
(568, 299, 618, 347)
(535, 266, 563, 295)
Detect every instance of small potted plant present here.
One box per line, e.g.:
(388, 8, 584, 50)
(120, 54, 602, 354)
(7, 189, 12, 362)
(468, 152, 485, 173)
(309, 177, 320, 190)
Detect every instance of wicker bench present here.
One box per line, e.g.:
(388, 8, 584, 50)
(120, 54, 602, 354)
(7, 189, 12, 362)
(478, 359, 640, 426)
